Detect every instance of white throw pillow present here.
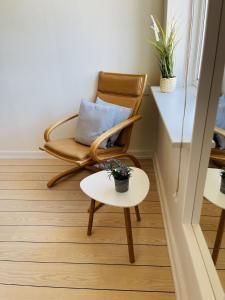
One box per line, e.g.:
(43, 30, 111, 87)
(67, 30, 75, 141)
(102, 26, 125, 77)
(96, 98, 132, 145)
(75, 99, 116, 149)
(215, 95, 225, 149)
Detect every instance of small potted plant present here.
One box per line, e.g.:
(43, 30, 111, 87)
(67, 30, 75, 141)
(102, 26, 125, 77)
(96, 159, 133, 193)
(150, 15, 177, 93)
(220, 169, 225, 194)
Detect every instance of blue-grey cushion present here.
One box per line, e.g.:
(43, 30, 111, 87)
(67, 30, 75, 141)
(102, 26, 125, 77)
(215, 95, 225, 149)
(74, 99, 116, 149)
(96, 98, 132, 145)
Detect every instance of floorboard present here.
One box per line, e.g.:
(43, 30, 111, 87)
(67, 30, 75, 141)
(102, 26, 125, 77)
(0, 226, 167, 244)
(0, 285, 176, 300)
(0, 242, 171, 266)
(0, 159, 175, 299)
(0, 199, 161, 213)
(201, 199, 225, 291)
(0, 211, 164, 228)
(0, 261, 174, 292)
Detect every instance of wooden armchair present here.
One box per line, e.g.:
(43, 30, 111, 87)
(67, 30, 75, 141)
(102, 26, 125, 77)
(210, 127, 225, 167)
(40, 71, 147, 187)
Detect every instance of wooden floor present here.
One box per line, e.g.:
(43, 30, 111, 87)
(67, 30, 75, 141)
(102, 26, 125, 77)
(201, 199, 225, 290)
(0, 159, 175, 300)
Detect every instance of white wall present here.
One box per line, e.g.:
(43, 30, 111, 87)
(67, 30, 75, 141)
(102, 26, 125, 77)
(0, 0, 163, 157)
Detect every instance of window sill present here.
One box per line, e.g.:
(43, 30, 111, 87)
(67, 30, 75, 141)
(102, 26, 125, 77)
(151, 86, 197, 147)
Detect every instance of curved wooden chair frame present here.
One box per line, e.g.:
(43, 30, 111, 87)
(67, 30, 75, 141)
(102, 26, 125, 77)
(40, 71, 147, 187)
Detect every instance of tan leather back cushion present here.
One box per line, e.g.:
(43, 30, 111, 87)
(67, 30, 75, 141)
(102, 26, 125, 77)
(96, 91, 138, 110)
(96, 71, 147, 146)
(98, 72, 144, 97)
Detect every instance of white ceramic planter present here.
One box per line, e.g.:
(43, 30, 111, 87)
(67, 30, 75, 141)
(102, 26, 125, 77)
(160, 77, 176, 93)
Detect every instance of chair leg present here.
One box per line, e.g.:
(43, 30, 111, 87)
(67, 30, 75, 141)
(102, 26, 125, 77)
(118, 153, 142, 169)
(84, 165, 100, 173)
(124, 207, 135, 263)
(87, 199, 95, 236)
(47, 165, 83, 188)
(127, 154, 142, 168)
(134, 205, 141, 221)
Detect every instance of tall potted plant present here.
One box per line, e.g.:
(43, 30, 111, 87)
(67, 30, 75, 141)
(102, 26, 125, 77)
(150, 15, 177, 93)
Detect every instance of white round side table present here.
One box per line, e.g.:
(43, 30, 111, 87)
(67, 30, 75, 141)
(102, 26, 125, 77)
(204, 168, 225, 264)
(80, 167, 150, 263)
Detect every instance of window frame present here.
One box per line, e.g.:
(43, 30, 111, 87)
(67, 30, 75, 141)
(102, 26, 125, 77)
(190, 0, 208, 86)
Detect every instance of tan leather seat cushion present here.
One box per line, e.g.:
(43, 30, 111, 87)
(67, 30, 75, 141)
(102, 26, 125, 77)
(44, 138, 123, 161)
(45, 138, 90, 161)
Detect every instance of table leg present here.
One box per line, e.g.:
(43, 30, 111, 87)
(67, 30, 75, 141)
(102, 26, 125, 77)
(124, 207, 135, 263)
(87, 199, 95, 236)
(87, 202, 104, 213)
(212, 209, 225, 264)
(94, 202, 105, 213)
(134, 205, 141, 221)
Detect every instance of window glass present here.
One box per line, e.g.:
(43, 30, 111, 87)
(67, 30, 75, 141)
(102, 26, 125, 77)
(195, 0, 208, 82)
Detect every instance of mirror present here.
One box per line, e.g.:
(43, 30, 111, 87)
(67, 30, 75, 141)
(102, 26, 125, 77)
(199, 68, 225, 289)
(181, 0, 225, 296)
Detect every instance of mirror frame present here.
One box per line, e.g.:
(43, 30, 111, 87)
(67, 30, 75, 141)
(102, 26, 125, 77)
(186, 0, 225, 298)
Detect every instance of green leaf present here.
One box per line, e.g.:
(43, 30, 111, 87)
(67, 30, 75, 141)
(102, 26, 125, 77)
(149, 16, 178, 78)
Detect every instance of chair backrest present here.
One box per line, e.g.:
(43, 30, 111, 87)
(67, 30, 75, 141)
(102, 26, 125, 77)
(95, 71, 147, 147)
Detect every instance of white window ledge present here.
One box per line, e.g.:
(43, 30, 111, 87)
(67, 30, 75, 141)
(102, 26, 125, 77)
(151, 86, 197, 146)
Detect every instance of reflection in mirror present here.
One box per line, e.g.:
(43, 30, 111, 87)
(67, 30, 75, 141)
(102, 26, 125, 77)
(199, 67, 225, 290)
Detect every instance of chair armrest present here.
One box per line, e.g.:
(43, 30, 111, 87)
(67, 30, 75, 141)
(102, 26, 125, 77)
(89, 115, 141, 161)
(44, 113, 79, 142)
(215, 127, 225, 138)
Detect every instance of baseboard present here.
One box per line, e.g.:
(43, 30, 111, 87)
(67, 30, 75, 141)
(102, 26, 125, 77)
(0, 149, 153, 159)
(153, 153, 187, 300)
(129, 149, 153, 159)
(0, 151, 49, 159)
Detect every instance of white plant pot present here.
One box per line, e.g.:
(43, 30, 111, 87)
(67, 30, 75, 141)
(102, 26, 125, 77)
(160, 77, 176, 93)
